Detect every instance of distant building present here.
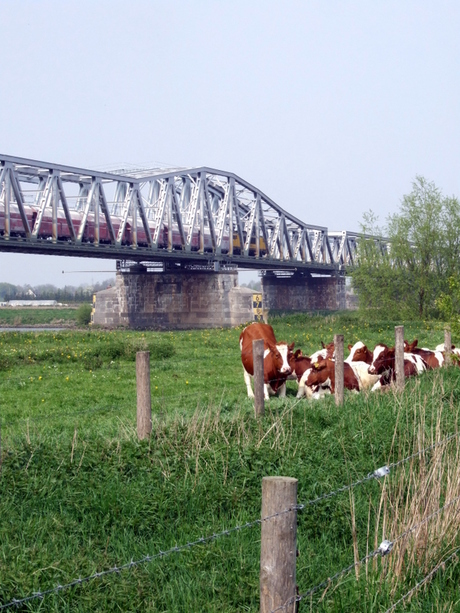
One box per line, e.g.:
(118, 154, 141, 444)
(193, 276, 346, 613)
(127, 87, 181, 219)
(7, 300, 59, 307)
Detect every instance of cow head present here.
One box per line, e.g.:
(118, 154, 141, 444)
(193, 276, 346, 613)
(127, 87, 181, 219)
(289, 350, 312, 380)
(305, 358, 333, 392)
(321, 341, 335, 358)
(347, 341, 373, 364)
(404, 339, 418, 353)
(312, 355, 328, 370)
(369, 344, 394, 375)
(267, 341, 294, 375)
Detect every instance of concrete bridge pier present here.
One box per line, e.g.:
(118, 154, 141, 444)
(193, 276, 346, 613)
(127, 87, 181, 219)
(92, 265, 254, 330)
(261, 271, 347, 314)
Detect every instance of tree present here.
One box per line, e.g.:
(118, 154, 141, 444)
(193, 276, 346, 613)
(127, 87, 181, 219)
(0, 283, 18, 301)
(351, 177, 460, 319)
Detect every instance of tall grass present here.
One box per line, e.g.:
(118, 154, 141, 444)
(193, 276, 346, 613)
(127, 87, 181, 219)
(1, 315, 460, 611)
(373, 376, 460, 593)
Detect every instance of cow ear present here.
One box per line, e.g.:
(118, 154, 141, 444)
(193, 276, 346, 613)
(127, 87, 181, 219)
(348, 344, 352, 350)
(267, 342, 277, 353)
(288, 342, 295, 351)
(321, 341, 325, 348)
(313, 360, 327, 371)
(294, 349, 302, 358)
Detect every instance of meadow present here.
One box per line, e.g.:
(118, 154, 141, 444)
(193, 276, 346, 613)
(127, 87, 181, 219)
(0, 307, 78, 327)
(1, 312, 460, 612)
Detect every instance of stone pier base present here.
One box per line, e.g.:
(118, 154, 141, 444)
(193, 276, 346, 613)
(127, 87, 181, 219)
(261, 272, 346, 313)
(92, 267, 254, 330)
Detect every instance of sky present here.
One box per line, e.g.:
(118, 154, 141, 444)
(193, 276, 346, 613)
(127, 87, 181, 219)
(0, 0, 459, 287)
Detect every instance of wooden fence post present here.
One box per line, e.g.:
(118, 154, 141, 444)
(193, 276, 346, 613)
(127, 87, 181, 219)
(136, 351, 152, 440)
(444, 328, 452, 367)
(334, 334, 344, 406)
(253, 339, 265, 417)
(395, 325, 405, 391)
(260, 476, 297, 613)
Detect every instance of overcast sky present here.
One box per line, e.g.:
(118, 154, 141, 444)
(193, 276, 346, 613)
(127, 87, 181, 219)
(1, 0, 459, 287)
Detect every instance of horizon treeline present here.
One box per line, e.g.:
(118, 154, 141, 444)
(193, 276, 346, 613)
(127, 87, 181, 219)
(0, 278, 115, 302)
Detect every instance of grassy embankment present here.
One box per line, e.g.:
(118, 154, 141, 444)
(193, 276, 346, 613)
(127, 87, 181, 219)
(1, 312, 460, 612)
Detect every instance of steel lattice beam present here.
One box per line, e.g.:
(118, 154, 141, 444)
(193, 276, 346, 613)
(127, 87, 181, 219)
(0, 153, 388, 272)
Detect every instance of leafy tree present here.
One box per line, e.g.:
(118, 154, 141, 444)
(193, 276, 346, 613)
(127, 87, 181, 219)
(0, 283, 18, 301)
(352, 177, 460, 319)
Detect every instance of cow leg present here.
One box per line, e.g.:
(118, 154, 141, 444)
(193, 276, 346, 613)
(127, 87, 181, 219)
(263, 384, 271, 400)
(296, 370, 311, 399)
(277, 382, 287, 398)
(243, 368, 254, 398)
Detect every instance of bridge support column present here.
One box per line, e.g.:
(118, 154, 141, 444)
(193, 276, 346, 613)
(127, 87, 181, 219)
(261, 271, 346, 314)
(92, 266, 254, 330)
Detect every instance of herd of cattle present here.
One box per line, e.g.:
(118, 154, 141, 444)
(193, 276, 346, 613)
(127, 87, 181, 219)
(239, 322, 458, 400)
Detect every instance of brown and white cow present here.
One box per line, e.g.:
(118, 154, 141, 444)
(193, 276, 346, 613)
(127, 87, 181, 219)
(435, 343, 460, 362)
(288, 350, 313, 398)
(345, 341, 381, 390)
(404, 339, 444, 369)
(296, 356, 360, 398)
(310, 340, 335, 363)
(346, 341, 373, 365)
(240, 322, 294, 399)
(289, 342, 335, 398)
(369, 343, 426, 390)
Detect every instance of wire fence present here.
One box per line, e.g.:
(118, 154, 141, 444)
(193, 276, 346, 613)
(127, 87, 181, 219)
(273, 491, 460, 612)
(2, 331, 460, 609)
(2, 429, 459, 611)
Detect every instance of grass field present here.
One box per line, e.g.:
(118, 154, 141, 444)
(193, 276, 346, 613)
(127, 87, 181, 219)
(1, 312, 460, 612)
(0, 307, 78, 327)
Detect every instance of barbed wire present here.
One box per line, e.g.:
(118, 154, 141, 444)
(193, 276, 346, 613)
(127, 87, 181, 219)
(383, 545, 460, 613)
(271, 547, 382, 612)
(0, 504, 301, 611)
(299, 429, 459, 509)
(3, 447, 459, 610)
(389, 430, 460, 470)
(275, 491, 460, 612)
(393, 492, 460, 546)
(2, 423, 459, 609)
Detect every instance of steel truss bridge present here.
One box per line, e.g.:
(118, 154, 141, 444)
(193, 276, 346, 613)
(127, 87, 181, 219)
(0, 154, 387, 275)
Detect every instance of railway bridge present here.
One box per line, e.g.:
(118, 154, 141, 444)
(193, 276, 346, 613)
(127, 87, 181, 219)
(0, 154, 386, 328)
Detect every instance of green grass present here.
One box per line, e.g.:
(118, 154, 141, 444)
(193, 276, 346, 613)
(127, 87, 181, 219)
(0, 307, 79, 327)
(1, 312, 460, 611)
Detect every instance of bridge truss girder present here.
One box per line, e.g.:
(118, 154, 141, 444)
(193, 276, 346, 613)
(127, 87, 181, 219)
(0, 154, 386, 272)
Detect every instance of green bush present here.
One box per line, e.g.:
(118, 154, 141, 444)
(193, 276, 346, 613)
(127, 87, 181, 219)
(76, 303, 93, 326)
